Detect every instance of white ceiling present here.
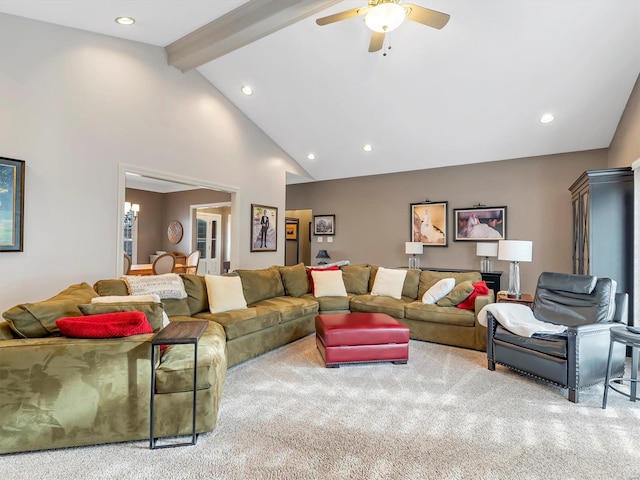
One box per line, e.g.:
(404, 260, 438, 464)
(2, 0, 639, 185)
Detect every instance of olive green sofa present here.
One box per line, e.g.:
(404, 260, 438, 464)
(0, 264, 490, 454)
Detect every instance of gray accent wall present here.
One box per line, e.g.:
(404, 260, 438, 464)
(287, 150, 607, 295)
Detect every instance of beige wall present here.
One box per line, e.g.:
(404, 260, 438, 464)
(287, 150, 607, 295)
(608, 74, 640, 168)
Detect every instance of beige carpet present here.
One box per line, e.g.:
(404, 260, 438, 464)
(3, 335, 640, 479)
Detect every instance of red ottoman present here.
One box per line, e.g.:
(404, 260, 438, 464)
(315, 313, 410, 368)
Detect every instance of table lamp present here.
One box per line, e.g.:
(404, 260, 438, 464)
(498, 240, 533, 298)
(476, 243, 498, 273)
(316, 249, 331, 265)
(405, 242, 423, 269)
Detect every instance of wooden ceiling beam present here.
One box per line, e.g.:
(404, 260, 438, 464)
(166, 0, 343, 72)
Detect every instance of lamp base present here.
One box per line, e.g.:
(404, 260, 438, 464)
(507, 293, 522, 299)
(408, 255, 420, 270)
(507, 261, 521, 299)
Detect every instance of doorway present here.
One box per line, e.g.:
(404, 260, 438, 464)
(196, 211, 221, 275)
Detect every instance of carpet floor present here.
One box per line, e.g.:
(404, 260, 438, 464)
(2, 335, 639, 479)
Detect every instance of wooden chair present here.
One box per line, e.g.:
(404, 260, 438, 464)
(152, 253, 175, 275)
(185, 250, 201, 275)
(123, 253, 132, 275)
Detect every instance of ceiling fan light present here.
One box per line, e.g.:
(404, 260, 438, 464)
(364, 3, 406, 33)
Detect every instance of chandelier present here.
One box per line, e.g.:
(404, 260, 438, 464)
(124, 201, 140, 229)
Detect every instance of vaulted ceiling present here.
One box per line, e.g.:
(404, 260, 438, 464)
(2, 0, 639, 185)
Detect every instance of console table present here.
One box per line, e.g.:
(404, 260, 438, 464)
(425, 268, 502, 299)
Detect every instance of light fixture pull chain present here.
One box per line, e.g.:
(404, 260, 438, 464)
(382, 34, 392, 56)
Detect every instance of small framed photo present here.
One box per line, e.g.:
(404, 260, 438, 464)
(410, 201, 448, 247)
(453, 206, 507, 241)
(285, 219, 298, 240)
(0, 157, 26, 252)
(313, 214, 335, 235)
(251, 204, 277, 252)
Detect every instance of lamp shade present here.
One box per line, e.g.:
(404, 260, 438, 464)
(476, 243, 498, 257)
(316, 249, 330, 259)
(498, 240, 532, 262)
(405, 242, 423, 255)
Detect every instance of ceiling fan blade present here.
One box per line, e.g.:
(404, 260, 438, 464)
(404, 4, 450, 29)
(368, 31, 385, 52)
(316, 7, 368, 26)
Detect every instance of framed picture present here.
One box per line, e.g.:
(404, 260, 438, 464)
(251, 204, 277, 252)
(285, 219, 298, 240)
(453, 206, 507, 241)
(410, 201, 448, 247)
(313, 214, 335, 235)
(0, 157, 25, 252)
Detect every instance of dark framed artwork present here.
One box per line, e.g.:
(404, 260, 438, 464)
(410, 201, 448, 247)
(251, 204, 277, 252)
(0, 157, 25, 252)
(285, 218, 298, 240)
(313, 214, 335, 235)
(453, 206, 507, 241)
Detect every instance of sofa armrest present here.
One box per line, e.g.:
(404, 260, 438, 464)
(473, 293, 494, 352)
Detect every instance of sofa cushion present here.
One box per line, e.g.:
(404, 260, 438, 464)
(401, 269, 421, 300)
(371, 267, 407, 300)
(405, 302, 476, 327)
(311, 270, 348, 297)
(437, 281, 475, 307)
(341, 265, 371, 295)
(254, 296, 319, 323)
(78, 301, 165, 331)
(93, 279, 129, 296)
(181, 274, 209, 315)
(3, 282, 98, 338)
(422, 278, 455, 304)
(418, 271, 481, 299)
(193, 306, 280, 341)
(205, 275, 247, 314)
(236, 266, 285, 305)
(55, 311, 153, 338)
(350, 294, 407, 319)
(302, 293, 351, 312)
(279, 263, 310, 297)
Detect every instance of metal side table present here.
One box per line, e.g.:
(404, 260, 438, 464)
(602, 326, 639, 409)
(150, 320, 208, 449)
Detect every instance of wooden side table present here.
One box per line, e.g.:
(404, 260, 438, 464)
(497, 292, 534, 308)
(150, 320, 208, 449)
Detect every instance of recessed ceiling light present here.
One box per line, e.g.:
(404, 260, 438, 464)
(363, 144, 373, 152)
(307, 153, 316, 160)
(540, 113, 555, 124)
(115, 17, 135, 25)
(241, 85, 253, 96)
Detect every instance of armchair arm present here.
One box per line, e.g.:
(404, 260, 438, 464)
(567, 321, 626, 391)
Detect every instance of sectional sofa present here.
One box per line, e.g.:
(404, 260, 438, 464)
(0, 263, 492, 454)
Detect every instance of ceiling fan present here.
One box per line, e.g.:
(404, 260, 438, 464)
(316, 0, 450, 53)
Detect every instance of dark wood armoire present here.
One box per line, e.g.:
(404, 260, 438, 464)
(569, 167, 634, 325)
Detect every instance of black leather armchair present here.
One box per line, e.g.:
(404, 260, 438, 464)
(487, 272, 628, 403)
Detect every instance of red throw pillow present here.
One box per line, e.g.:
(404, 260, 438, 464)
(307, 265, 339, 291)
(56, 311, 153, 338)
(456, 281, 490, 310)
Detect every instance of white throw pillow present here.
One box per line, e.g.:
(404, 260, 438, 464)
(121, 273, 187, 300)
(422, 278, 456, 304)
(371, 267, 407, 300)
(311, 270, 348, 297)
(205, 275, 248, 314)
